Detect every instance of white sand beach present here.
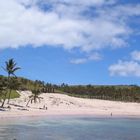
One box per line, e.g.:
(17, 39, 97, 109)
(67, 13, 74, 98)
(0, 91, 140, 118)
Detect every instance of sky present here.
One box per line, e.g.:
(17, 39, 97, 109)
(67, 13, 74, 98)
(0, 0, 140, 85)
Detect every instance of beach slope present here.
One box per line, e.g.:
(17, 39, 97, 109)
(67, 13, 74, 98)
(0, 91, 140, 118)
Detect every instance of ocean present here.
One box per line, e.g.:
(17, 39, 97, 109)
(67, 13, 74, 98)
(0, 116, 140, 140)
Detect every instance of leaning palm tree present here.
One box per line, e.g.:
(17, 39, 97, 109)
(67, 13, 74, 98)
(26, 89, 43, 107)
(1, 59, 20, 107)
(26, 82, 43, 107)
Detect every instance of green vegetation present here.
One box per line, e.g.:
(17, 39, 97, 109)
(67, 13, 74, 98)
(57, 84, 140, 103)
(0, 90, 20, 100)
(8, 90, 20, 99)
(0, 59, 21, 107)
(16, 77, 55, 92)
(0, 76, 55, 93)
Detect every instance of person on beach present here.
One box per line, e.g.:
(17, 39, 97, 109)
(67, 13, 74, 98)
(43, 105, 48, 110)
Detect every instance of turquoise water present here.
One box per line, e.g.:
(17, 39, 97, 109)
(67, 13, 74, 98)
(0, 116, 140, 140)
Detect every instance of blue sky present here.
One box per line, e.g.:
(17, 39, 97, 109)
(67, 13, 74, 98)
(0, 0, 140, 85)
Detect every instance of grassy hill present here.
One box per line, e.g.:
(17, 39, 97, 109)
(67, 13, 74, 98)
(0, 90, 20, 100)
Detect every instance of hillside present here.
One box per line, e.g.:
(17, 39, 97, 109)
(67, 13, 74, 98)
(57, 84, 140, 103)
(0, 75, 140, 103)
(0, 75, 55, 93)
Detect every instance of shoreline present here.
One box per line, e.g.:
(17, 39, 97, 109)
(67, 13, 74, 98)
(0, 110, 140, 120)
(0, 115, 140, 123)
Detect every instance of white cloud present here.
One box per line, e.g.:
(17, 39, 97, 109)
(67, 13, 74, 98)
(112, 4, 140, 17)
(70, 52, 102, 64)
(88, 52, 102, 61)
(131, 50, 140, 61)
(109, 50, 140, 77)
(0, 0, 139, 52)
(109, 60, 140, 77)
(70, 58, 87, 64)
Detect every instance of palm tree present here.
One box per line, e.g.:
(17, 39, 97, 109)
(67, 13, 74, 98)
(26, 89, 43, 107)
(26, 82, 43, 107)
(1, 59, 20, 107)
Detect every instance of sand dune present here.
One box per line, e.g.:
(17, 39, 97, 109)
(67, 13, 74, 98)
(0, 91, 140, 118)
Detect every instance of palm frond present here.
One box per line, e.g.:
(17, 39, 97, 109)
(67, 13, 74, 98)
(2, 66, 7, 72)
(13, 67, 21, 72)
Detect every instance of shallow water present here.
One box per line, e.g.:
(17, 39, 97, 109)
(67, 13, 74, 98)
(0, 116, 140, 140)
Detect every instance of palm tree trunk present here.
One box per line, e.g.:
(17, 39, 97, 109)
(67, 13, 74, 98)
(1, 91, 7, 108)
(34, 96, 36, 103)
(1, 75, 10, 108)
(1, 100, 5, 108)
(7, 74, 11, 104)
(7, 89, 12, 104)
(26, 99, 31, 107)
